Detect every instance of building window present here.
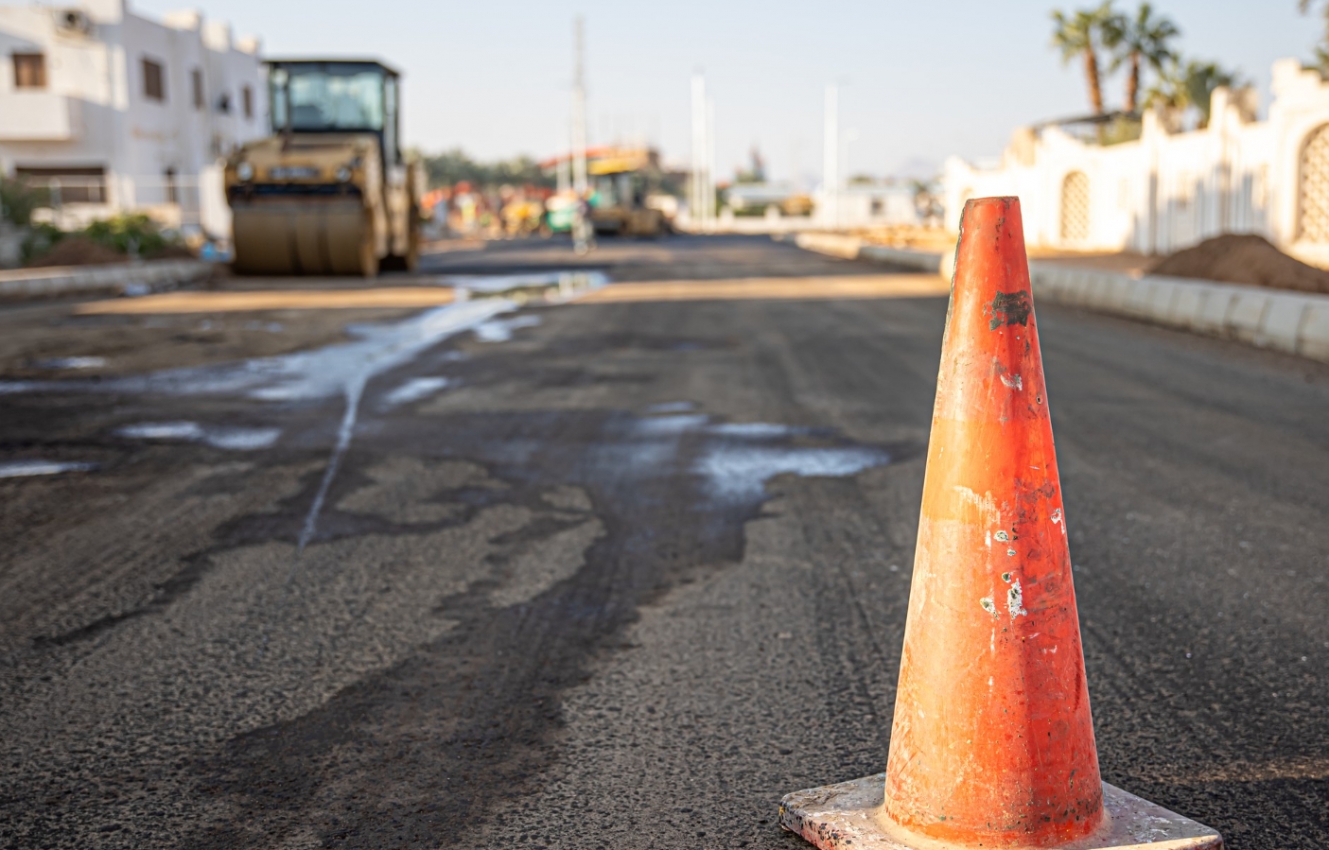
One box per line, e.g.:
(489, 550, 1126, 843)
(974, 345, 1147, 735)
(14, 166, 107, 204)
(1059, 171, 1090, 243)
(192, 68, 204, 110)
(12, 53, 46, 89)
(142, 57, 165, 102)
(242, 85, 253, 119)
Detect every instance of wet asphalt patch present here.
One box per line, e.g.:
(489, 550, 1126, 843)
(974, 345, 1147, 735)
(180, 403, 912, 848)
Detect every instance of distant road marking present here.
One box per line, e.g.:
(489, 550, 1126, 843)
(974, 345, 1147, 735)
(574, 274, 948, 303)
(77, 287, 458, 315)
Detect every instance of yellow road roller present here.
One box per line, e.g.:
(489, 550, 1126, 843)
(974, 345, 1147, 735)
(225, 59, 423, 277)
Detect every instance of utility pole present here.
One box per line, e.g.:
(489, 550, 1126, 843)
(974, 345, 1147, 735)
(691, 72, 708, 230)
(706, 94, 716, 226)
(571, 16, 588, 198)
(823, 84, 838, 228)
(571, 16, 592, 254)
(556, 152, 570, 194)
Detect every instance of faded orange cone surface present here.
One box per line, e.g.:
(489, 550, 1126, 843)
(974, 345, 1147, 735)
(881, 196, 1101, 846)
(777, 197, 1223, 850)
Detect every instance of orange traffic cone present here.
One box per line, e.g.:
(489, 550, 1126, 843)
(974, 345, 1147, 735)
(779, 197, 1223, 850)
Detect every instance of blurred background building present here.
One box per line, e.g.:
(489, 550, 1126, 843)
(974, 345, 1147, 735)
(0, 0, 264, 239)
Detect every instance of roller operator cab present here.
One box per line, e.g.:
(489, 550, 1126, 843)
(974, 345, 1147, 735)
(225, 59, 424, 277)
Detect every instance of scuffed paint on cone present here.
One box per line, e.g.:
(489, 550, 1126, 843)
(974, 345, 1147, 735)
(777, 195, 1223, 850)
(881, 197, 1103, 845)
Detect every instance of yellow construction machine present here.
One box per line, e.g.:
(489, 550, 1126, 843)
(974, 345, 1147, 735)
(587, 147, 667, 237)
(225, 59, 423, 276)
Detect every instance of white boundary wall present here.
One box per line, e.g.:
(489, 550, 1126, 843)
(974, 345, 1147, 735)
(942, 58, 1329, 269)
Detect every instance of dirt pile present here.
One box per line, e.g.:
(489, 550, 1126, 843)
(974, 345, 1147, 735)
(1149, 233, 1329, 294)
(25, 237, 127, 269)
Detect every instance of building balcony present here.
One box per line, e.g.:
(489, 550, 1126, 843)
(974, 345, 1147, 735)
(0, 92, 82, 142)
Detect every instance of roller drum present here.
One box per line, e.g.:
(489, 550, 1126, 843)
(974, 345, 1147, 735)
(231, 200, 375, 277)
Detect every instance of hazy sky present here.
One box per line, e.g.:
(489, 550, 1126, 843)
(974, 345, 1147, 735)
(131, 0, 1316, 183)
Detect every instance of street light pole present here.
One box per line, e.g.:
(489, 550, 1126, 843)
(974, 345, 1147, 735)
(572, 16, 588, 198)
(571, 16, 592, 254)
(691, 72, 707, 231)
(823, 84, 838, 229)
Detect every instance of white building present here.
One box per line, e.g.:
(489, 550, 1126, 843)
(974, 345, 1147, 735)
(942, 58, 1329, 269)
(0, 0, 265, 238)
(816, 183, 923, 228)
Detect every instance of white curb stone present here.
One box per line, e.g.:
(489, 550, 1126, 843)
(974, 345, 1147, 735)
(801, 239, 1329, 366)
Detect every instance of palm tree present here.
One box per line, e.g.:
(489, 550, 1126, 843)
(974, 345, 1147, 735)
(1183, 61, 1243, 127)
(1145, 59, 1244, 128)
(1299, 0, 1329, 76)
(1103, 3, 1180, 113)
(1051, 2, 1118, 116)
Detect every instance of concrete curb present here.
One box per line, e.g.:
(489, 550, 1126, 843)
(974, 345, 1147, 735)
(794, 235, 1329, 365)
(1026, 262, 1329, 362)
(792, 232, 948, 275)
(0, 259, 212, 301)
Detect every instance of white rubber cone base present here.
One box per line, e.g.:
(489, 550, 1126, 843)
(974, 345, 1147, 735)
(779, 774, 1223, 850)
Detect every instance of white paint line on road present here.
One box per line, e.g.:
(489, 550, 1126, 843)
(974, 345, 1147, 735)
(0, 460, 97, 479)
(382, 376, 452, 408)
(473, 314, 541, 343)
(116, 421, 281, 451)
(32, 357, 108, 370)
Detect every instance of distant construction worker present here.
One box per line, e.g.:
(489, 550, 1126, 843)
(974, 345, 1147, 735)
(572, 190, 596, 256)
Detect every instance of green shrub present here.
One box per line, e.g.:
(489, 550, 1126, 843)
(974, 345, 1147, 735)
(21, 222, 64, 264)
(82, 214, 174, 256)
(0, 177, 47, 227)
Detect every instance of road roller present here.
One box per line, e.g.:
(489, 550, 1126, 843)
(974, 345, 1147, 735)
(225, 59, 423, 277)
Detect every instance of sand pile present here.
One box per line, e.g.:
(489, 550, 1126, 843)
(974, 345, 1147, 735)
(1149, 233, 1329, 294)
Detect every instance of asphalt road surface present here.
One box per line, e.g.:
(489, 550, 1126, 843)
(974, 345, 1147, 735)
(1, 235, 1326, 849)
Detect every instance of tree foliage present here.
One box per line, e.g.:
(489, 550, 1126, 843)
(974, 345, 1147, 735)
(1050, 2, 1118, 115)
(1101, 2, 1180, 113)
(0, 177, 46, 227)
(1145, 59, 1244, 127)
(420, 148, 554, 190)
(1300, 0, 1329, 77)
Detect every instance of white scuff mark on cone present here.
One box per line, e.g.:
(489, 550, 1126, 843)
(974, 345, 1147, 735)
(954, 486, 998, 524)
(1007, 578, 1028, 619)
(1000, 373, 1023, 390)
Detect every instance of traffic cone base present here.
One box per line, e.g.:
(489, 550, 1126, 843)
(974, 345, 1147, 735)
(779, 775, 1222, 850)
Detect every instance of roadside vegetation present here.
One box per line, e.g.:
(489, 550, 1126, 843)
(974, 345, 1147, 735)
(1049, 1, 1249, 137)
(418, 149, 555, 191)
(1, 177, 187, 268)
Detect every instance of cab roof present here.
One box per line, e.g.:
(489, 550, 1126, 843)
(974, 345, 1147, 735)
(263, 58, 400, 77)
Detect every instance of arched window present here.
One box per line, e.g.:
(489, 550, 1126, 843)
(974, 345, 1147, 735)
(1298, 124, 1329, 242)
(1060, 171, 1090, 243)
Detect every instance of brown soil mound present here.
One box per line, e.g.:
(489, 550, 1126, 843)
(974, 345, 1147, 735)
(1149, 233, 1329, 294)
(25, 236, 127, 268)
(145, 243, 196, 261)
